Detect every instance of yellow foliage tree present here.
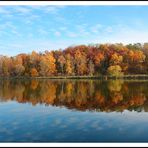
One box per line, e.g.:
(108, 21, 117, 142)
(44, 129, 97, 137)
(65, 54, 73, 75)
(110, 53, 123, 65)
(107, 65, 123, 76)
(40, 52, 56, 76)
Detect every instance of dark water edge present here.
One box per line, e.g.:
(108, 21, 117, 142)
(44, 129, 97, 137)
(2, 75, 148, 80)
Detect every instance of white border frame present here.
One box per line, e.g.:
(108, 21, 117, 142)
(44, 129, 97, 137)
(0, 1, 148, 6)
(1, 143, 148, 147)
(0, 1, 148, 147)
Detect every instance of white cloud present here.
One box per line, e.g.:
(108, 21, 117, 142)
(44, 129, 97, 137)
(91, 25, 148, 44)
(0, 6, 40, 26)
(28, 33, 33, 38)
(59, 27, 67, 31)
(5, 21, 16, 30)
(0, 7, 10, 15)
(0, 21, 21, 37)
(11, 30, 21, 37)
(75, 24, 90, 37)
(44, 6, 58, 14)
(76, 24, 87, 29)
(106, 29, 148, 44)
(2, 25, 148, 57)
(67, 31, 78, 38)
(55, 31, 61, 37)
(1, 6, 148, 56)
(91, 24, 102, 33)
(28, 6, 66, 16)
(105, 26, 113, 33)
(79, 29, 90, 37)
(23, 14, 40, 25)
(14, 6, 32, 14)
(0, 39, 71, 56)
(65, 24, 90, 38)
(38, 28, 48, 35)
(41, 6, 66, 14)
(0, 7, 13, 18)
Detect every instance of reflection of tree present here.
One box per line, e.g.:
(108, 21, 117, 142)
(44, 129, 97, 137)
(129, 94, 146, 106)
(95, 91, 105, 105)
(31, 80, 39, 90)
(111, 92, 123, 104)
(107, 80, 124, 105)
(108, 80, 124, 92)
(0, 79, 148, 112)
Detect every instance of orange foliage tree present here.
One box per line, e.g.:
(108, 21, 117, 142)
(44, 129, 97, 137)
(0, 43, 148, 77)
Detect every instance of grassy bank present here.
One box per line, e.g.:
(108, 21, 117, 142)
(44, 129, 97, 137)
(1, 75, 148, 80)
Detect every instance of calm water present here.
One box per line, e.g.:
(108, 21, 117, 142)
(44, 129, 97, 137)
(1, 79, 148, 142)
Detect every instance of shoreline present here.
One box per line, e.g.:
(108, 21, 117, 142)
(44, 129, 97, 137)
(1, 75, 148, 80)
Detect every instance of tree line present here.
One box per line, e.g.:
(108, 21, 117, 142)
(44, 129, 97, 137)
(1, 43, 148, 77)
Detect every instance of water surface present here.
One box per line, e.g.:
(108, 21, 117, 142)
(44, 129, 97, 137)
(0, 79, 148, 142)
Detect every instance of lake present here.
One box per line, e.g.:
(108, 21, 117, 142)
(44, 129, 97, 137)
(0, 79, 148, 142)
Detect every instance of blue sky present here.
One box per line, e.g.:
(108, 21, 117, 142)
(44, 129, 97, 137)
(0, 5, 148, 56)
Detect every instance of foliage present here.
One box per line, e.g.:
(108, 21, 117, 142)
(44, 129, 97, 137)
(107, 65, 123, 76)
(0, 43, 148, 77)
(31, 68, 39, 77)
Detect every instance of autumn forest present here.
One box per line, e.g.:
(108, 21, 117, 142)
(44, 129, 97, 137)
(1, 43, 148, 77)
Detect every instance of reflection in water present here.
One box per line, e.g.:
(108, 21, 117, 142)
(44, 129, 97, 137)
(0, 79, 148, 112)
(1, 79, 148, 142)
